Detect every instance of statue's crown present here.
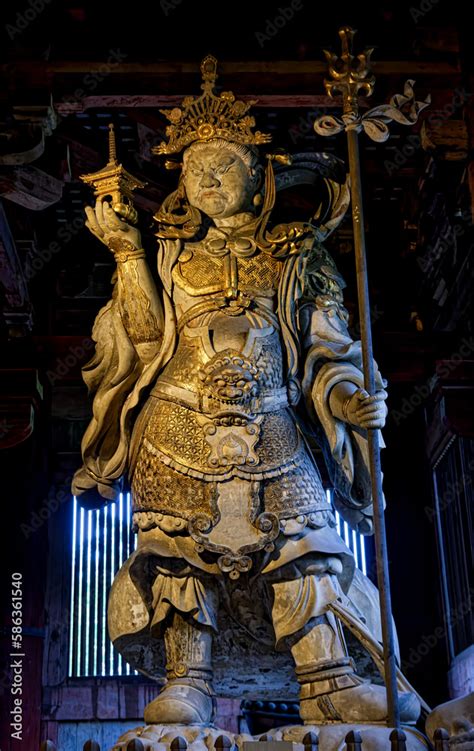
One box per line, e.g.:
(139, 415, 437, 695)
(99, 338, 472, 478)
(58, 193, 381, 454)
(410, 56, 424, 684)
(152, 55, 272, 156)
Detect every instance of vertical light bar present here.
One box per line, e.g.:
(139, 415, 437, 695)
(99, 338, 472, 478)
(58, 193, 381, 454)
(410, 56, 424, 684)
(126, 492, 131, 557)
(94, 509, 100, 675)
(101, 505, 108, 676)
(352, 530, 359, 569)
(343, 520, 350, 548)
(84, 510, 92, 675)
(360, 534, 367, 576)
(109, 502, 116, 676)
(119, 493, 124, 564)
(125, 492, 131, 676)
(76, 506, 85, 676)
(118, 494, 123, 676)
(68, 497, 77, 676)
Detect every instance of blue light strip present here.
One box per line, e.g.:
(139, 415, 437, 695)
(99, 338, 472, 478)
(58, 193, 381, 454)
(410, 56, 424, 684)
(117, 493, 123, 677)
(94, 510, 100, 675)
(109, 502, 116, 676)
(85, 510, 92, 674)
(361, 532, 367, 576)
(352, 529, 359, 569)
(119, 493, 124, 564)
(343, 520, 350, 548)
(126, 492, 131, 556)
(102, 505, 108, 677)
(76, 506, 85, 676)
(68, 497, 77, 677)
(126, 492, 132, 676)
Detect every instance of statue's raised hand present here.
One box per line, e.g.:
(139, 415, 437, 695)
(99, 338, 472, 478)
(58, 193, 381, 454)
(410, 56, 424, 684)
(85, 199, 142, 256)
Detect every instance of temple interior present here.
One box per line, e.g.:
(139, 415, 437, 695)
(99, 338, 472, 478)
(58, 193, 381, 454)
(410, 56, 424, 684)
(0, 0, 473, 749)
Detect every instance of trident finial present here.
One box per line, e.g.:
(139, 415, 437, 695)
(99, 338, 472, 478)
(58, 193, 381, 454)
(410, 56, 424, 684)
(323, 26, 375, 117)
(315, 26, 430, 141)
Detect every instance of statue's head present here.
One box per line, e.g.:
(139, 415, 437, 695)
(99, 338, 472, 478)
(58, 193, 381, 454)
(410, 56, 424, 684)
(182, 139, 262, 220)
(153, 56, 272, 237)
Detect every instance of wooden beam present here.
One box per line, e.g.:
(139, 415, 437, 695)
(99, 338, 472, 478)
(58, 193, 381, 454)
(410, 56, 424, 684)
(57, 93, 342, 113)
(3, 59, 459, 113)
(421, 120, 469, 160)
(0, 166, 63, 210)
(3, 60, 459, 75)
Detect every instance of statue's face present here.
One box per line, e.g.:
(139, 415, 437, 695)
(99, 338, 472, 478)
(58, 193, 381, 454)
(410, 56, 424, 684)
(183, 144, 257, 220)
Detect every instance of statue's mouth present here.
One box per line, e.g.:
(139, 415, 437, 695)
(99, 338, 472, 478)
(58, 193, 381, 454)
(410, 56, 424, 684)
(201, 190, 224, 199)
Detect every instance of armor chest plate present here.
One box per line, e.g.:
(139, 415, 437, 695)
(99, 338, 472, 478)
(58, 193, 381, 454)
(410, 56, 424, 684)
(172, 245, 283, 297)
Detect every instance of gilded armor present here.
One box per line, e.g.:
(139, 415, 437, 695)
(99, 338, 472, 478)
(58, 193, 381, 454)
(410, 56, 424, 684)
(129, 239, 331, 569)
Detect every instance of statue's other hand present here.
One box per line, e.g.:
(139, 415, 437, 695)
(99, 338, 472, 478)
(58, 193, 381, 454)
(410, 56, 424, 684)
(345, 388, 388, 430)
(85, 200, 142, 252)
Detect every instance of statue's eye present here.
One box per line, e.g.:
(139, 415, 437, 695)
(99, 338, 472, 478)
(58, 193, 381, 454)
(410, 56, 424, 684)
(216, 163, 234, 175)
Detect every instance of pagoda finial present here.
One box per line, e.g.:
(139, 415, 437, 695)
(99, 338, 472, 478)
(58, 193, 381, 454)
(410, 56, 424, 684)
(80, 124, 146, 225)
(108, 123, 118, 164)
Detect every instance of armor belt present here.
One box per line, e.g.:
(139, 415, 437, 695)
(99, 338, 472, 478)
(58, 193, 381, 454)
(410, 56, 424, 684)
(176, 294, 280, 333)
(151, 379, 289, 415)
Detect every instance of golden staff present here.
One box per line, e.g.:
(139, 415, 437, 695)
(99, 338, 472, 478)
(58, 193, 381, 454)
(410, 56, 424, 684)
(315, 26, 430, 728)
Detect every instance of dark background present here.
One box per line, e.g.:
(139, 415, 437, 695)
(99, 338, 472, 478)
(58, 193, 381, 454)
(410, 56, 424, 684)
(0, 0, 473, 747)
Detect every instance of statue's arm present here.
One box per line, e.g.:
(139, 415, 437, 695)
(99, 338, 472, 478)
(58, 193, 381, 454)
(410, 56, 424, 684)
(113, 249, 164, 364)
(298, 249, 387, 533)
(72, 201, 167, 505)
(302, 305, 387, 431)
(86, 200, 164, 363)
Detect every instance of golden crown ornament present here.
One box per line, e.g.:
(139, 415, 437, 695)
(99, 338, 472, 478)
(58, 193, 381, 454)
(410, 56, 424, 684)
(152, 55, 272, 156)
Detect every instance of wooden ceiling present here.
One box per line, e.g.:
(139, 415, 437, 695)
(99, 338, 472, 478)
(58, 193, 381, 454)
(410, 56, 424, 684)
(0, 0, 471, 372)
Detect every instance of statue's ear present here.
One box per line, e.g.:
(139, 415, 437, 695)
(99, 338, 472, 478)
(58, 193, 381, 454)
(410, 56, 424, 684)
(251, 163, 265, 191)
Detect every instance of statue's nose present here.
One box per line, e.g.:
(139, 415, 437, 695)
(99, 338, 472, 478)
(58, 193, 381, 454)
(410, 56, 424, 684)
(200, 172, 220, 188)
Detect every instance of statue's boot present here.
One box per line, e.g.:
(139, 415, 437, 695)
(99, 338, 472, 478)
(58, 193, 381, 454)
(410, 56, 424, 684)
(291, 613, 420, 725)
(144, 612, 215, 725)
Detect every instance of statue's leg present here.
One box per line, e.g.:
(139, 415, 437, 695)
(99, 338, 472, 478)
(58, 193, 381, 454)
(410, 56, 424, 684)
(144, 610, 215, 725)
(143, 571, 217, 726)
(271, 571, 420, 725)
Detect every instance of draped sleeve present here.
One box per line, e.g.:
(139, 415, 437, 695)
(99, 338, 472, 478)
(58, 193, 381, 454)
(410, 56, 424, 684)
(72, 239, 181, 507)
(279, 238, 386, 534)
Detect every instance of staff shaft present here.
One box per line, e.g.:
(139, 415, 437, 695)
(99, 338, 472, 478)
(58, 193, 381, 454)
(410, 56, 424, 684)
(346, 127, 400, 728)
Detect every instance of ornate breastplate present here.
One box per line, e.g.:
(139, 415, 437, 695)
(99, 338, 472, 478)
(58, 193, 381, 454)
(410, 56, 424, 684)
(172, 243, 283, 298)
(160, 238, 286, 410)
